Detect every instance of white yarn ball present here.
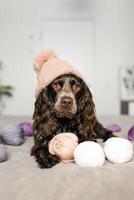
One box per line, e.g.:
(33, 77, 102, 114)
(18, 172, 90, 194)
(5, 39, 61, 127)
(104, 137, 133, 164)
(74, 141, 105, 167)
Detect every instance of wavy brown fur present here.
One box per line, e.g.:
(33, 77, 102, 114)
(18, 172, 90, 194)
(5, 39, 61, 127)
(31, 75, 114, 168)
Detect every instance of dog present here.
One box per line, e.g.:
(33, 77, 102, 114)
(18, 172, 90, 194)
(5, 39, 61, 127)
(31, 73, 113, 168)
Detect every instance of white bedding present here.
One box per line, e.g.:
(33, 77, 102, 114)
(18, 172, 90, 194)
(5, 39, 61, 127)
(0, 115, 134, 200)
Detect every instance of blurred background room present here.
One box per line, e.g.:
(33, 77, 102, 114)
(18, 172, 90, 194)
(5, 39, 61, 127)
(0, 0, 134, 117)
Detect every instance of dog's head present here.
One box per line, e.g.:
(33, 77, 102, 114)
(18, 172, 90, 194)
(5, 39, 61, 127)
(34, 74, 95, 121)
(38, 73, 93, 119)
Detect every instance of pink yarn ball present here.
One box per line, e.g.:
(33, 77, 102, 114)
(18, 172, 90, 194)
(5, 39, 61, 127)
(49, 133, 78, 163)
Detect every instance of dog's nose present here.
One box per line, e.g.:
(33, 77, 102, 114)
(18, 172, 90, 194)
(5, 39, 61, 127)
(61, 97, 73, 107)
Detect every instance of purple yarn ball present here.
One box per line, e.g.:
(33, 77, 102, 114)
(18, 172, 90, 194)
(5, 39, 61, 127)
(19, 122, 33, 136)
(0, 124, 24, 146)
(128, 125, 134, 141)
(106, 124, 121, 133)
(0, 145, 7, 162)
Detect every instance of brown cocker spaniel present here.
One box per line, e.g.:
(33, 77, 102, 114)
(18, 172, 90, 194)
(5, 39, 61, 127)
(31, 74, 113, 168)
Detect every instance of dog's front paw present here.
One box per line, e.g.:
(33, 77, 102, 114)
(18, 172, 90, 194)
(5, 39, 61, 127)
(34, 147, 60, 168)
(38, 155, 60, 169)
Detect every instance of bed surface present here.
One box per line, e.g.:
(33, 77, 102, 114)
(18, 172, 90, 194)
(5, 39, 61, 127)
(0, 115, 134, 200)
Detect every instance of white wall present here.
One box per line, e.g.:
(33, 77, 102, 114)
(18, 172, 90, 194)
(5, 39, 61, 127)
(95, 0, 134, 115)
(0, 0, 134, 116)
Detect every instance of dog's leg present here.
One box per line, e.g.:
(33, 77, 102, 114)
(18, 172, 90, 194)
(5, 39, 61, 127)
(93, 122, 115, 141)
(31, 134, 60, 168)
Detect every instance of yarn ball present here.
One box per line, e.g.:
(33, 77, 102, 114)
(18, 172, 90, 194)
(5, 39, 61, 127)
(106, 124, 121, 132)
(0, 124, 24, 146)
(49, 133, 78, 162)
(74, 141, 105, 167)
(104, 137, 133, 164)
(19, 122, 33, 136)
(128, 125, 134, 141)
(0, 145, 7, 163)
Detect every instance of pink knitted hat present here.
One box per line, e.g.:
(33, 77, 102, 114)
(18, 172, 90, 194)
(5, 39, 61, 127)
(33, 50, 83, 97)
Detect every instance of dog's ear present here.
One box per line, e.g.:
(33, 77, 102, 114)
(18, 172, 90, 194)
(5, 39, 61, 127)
(33, 88, 59, 139)
(76, 82, 114, 141)
(73, 82, 97, 141)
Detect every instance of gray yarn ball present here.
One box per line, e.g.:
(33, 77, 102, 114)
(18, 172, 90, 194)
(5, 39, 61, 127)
(0, 124, 24, 146)
(0, 145, 7, 162)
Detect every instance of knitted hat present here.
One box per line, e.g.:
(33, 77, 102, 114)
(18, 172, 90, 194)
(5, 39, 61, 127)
(33, 50, 83, 97)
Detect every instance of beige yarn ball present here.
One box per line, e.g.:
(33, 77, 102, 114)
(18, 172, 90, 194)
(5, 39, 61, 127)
(49, 133, 78, 163)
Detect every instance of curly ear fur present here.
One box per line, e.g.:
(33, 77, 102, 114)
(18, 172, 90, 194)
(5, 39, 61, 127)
(72, 83, 97, 142)
(31, 88, 59, 154)
(33, 88, 60, 140)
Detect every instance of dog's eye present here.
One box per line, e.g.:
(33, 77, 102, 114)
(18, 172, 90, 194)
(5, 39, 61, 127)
(72, 83, 80, 93)
(52, 83, 62, 92)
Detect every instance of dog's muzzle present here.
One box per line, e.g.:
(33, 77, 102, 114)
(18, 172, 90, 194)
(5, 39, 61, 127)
(54, 94, 77, 118)
(60, 96, 73, 109)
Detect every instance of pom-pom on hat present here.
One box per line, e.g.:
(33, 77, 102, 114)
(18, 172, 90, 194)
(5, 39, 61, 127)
(33, 49, 83, 97)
